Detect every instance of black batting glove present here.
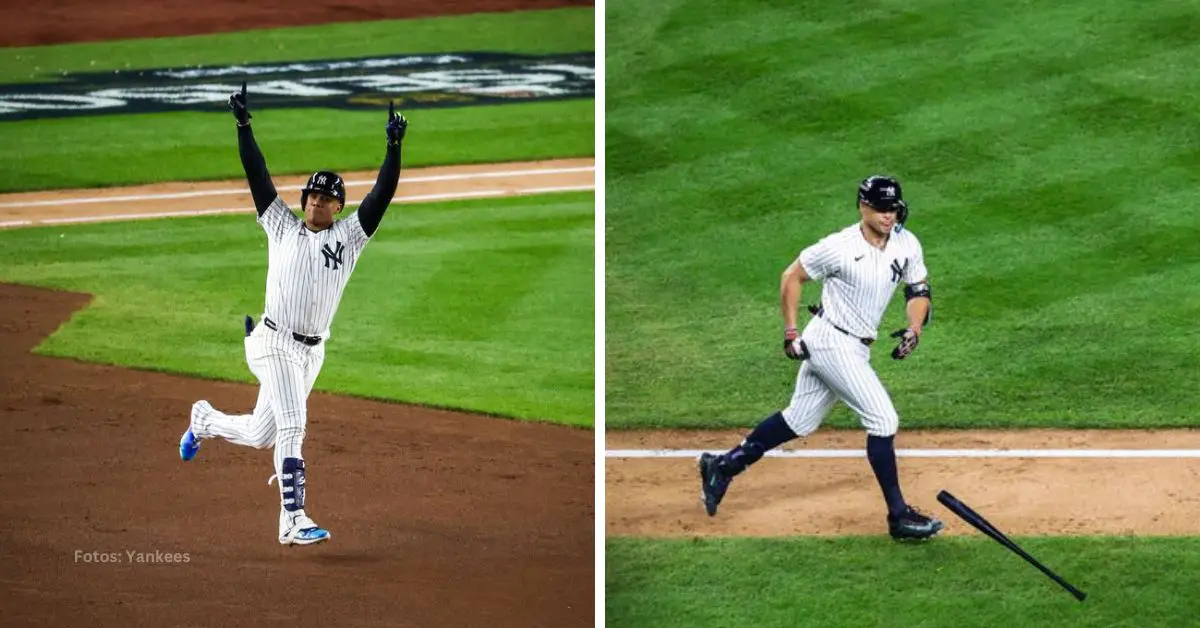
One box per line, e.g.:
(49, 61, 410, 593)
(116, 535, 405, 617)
(890, 328, 920, 360)
(230, 81, 251, 126)
(386, 100, 408, 146)
(783, 328, 809, 360)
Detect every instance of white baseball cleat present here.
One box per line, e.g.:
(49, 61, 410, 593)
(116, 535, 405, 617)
(279, 509, 331, 546)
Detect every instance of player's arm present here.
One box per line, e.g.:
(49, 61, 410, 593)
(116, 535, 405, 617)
(780, 258, 811, 331)
(229, 82, 278, 216)
(780, 258, 812, 360)
(355, 102, 407, 238)
(891, 239, 932, 360)
(904, 280, 932, 336)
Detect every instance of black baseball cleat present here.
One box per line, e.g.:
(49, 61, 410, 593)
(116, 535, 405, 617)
(698, 453, 732, 516)
(888, 505, 944, 540)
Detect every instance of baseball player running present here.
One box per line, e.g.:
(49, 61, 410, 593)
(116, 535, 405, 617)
(178, 82, 407, 546)
(698, 175, 943, 540)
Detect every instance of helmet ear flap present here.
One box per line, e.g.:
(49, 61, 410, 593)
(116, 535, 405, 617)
(895, 200, 909, 229)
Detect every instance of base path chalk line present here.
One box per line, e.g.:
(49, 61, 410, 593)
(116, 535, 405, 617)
(607, 448, 1200, 459)
(0, 165, 594, 209)
(0, 184, 595, 228)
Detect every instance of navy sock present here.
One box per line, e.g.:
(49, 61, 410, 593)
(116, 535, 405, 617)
(721, 411, 797, 476)
(866, 435, 906, 517)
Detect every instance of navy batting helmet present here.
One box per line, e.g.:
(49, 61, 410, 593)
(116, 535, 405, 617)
(857, 175, 908, 227)
(301, 171, 346, 209)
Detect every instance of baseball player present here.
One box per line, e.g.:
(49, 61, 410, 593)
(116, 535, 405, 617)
(698, 175, 942, 540)
(178, 82, 408, 546)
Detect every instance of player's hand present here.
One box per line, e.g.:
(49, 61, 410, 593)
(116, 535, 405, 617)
(783, 328, 809, 360)
(890, 328, 919, 360)
(230, 81, 251, 126)
(386, 100, 408, 145)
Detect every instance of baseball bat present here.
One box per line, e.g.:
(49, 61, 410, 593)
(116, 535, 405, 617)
(937, 490, 1087, 602)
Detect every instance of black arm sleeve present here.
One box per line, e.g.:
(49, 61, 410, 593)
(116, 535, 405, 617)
(237, 124, 278, 216)
(355, 143, 402, 237)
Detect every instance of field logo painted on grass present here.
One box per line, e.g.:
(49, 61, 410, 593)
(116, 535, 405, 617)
(0, 52, 595, 120)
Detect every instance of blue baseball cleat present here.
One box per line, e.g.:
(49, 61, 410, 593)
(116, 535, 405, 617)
(179, 429, 200, 461)
(179, 400, 212, 461)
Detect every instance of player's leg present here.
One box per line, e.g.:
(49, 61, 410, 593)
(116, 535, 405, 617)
(180, 320, 277, 461)
(270, 341, 329, 545)
(817, 346, 942, 539)
(698, 361, 836, 516)
(189, 387, 276, 450)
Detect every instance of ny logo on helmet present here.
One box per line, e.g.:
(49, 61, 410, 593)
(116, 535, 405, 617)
(316, 175, 327, 186)
(882, 186, 896, 197)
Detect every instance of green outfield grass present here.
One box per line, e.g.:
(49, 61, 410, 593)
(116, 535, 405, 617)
(0, 101, 593, 192)
(605, 0, 1200, 429)
(0, 192, 594, 426)
(0, 8, 595, 191)
(607, 536, 1200, 627)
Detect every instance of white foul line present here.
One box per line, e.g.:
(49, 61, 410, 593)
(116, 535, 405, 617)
(607, 449, 1200, 459)
(0, 165, 594, 209)
(0, 184, 595, 228)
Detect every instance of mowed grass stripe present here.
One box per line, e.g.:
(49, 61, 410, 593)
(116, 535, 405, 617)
(0, 192, 594, 426)
(607, 536, 1200, 628)
(605, 0, 1200, 429)
(0, 99, 595, 193)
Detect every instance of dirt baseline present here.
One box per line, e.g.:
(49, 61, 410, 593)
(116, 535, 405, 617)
(606, 430, 1200, 538)
(0, 283, 592, 627)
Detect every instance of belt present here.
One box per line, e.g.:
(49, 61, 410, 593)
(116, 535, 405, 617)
(809, 305, 874, 346)
(263, 316, 322, 346)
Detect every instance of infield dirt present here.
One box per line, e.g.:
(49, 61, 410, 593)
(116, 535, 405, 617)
(0, 284, 592, 626)
(607, 429, 1200, 538)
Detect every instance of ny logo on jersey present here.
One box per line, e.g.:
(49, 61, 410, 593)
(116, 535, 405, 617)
(890, 258, 908, 283)
(321, 241, 345, 270)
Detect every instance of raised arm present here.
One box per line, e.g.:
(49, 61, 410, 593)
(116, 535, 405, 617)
(356, 101, 407, 237)
(229, 82, 278, 216)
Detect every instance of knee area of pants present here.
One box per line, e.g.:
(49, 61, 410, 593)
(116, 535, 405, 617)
(275, 425, 306, 445)
(782, 411, 818, 437)
(792, 423, 819, 438)
(867, 426, 898, 438)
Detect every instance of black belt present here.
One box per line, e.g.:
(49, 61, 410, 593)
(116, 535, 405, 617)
(809, 305, 874, 346)
(263, 317, 322, 346)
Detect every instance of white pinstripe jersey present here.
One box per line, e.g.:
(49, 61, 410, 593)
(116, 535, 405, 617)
(799, 223, 927, 340)
(258, 196, 371, 337)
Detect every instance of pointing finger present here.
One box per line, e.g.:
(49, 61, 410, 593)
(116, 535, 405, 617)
(240, 81, 247, 99)
(389, 100, 394, 119)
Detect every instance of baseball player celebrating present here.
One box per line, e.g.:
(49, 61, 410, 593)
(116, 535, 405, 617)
(698, 175, 943, 540)
(178, 82, 407, 546)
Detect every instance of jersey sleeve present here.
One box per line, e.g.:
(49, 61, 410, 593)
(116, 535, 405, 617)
(798, 235, 841, 281)
(903, 236, 928, 284)
(257, 195, 300, 241)
(343, 210, 372, 251)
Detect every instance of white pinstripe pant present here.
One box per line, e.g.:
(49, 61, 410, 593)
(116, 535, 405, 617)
(782, 317, 899, 438)
(193, 323, 325, 484)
